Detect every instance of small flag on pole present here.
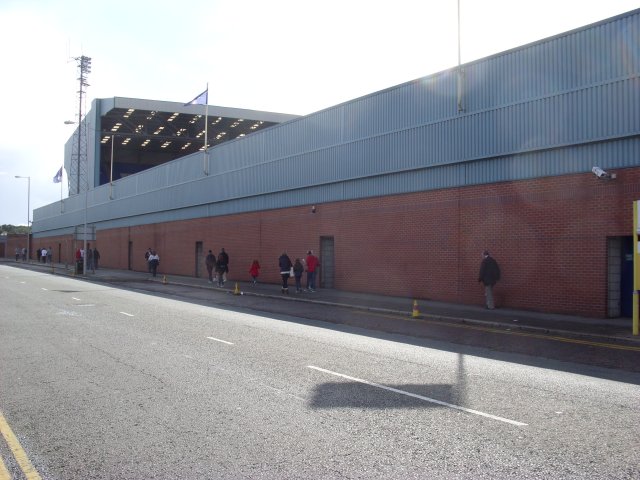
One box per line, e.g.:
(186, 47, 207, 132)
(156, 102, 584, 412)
(184, 89, 208, 106)
(53, 166, 63, 183)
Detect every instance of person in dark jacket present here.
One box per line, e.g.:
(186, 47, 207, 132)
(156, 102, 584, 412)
(478, 250, 501, 309)
(293, 258, 305, 293)
(279, 252, 293, 295)
(205, 250, 216, 284)
(216, 248, 229, 287)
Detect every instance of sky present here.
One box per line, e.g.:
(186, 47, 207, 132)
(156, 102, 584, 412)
(0, 0, 638, 226)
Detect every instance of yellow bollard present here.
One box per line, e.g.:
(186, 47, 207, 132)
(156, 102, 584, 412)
(162, 275, 167, 285)
(234, 282, 241, 295)
(412, 299, 420, 318)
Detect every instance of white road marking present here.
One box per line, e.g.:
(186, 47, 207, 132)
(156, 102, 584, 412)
(75, 304, 95, 307)
(207, 336, 234, 345)
(119, 312, 134, 317)
(72, 297, 81, 301)
(41, 288, 48, 291)
(307, 365, 528, 427)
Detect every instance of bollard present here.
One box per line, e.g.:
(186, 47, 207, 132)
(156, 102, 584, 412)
(162, 275, 167, 285)
(233, 282, 241, 295)
(412, 299, 420, 318)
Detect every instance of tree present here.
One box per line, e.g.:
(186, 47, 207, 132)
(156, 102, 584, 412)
(0, 224, 31, 235)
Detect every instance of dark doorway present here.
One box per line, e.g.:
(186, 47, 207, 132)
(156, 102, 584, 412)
(195, 241, 203, 277)
(320, 236, 335, 289)
(620, 236, 633, 317)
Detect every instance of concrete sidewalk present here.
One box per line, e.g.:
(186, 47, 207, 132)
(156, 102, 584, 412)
(5, 259, 639, 343)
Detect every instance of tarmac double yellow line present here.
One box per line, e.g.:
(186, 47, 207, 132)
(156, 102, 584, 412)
(0, 410, 42, 480)
(358, 311, 640, 352)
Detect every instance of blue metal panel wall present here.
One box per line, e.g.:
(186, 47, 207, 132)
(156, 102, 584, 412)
(32, 9, 640, 236)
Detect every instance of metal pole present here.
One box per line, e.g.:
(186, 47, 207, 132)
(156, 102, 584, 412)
(15, 176, 30, 263)
(110, 134, 114, 199)
(27, 176, 30, 264)
(633, 201, 639, 335)
(83, 188, 87, 276)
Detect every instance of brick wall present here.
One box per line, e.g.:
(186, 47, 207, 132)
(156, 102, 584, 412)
(27, 167, 640, 317)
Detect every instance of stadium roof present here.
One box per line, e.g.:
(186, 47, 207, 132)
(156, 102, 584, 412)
(97, 97, 300, 158)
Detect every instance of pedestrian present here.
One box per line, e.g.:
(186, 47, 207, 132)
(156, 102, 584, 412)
(216, 248, 229, 287)
(279, 252, 292, 294)
(93, 248, 100, 270)
(305, 250, 320, 292)
(21, 247, 26, 261)
(293, 258, 304, 293)
(87, 244, 94, 271)
(41, 247, 47, 264)
(205, 250, 216, 283)
(15, 248, 19, 261)
(145, 248, 152, 272)
(478, 250, 501, 310)
(148, 250, 160, 277)
(249, 259, 261, 285)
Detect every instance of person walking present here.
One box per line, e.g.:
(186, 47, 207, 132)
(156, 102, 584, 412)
(148, 250, 160, 277)
(93, 248, 100, 271)
(305, 250, 319, 292)
(279, 252, 292, 294)
(249, 259, 261, 285)
(145, 248, 153, 272)
(293, 258, 305, 293)
(216, 248, 229, 287)
(478, 250, 501, 310)
(87, 245, 94, 271)
(205, 250, 216, 284)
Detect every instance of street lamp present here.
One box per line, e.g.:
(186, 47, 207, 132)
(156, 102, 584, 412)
(14, 175, 30, 262)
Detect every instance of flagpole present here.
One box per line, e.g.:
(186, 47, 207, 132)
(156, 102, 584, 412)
(110, 134, 114, 199)
(204, 82, 209, 175)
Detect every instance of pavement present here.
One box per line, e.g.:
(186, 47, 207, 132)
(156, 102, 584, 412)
(4, 259, 639, 344)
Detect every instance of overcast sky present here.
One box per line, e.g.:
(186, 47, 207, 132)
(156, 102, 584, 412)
(0, 0, 638, 226)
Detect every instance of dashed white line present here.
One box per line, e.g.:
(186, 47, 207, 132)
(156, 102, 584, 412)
(41, 288, 48, 291)
(207, 336, 234, 345)
(119, 312, 134, 317)
(307, 365, 527, 427)
(71, 297, 81, 301)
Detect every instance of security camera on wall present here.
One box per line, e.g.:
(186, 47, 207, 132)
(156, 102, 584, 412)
(592, 166, 616, 179)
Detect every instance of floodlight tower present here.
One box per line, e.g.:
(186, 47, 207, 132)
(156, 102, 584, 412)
(69, 55, 91, 196)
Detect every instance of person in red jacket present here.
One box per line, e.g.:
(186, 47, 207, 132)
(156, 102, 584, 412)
(305, 250, 319, 292)
(249, 259, 261, 285)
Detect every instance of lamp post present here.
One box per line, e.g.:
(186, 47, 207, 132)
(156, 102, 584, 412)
(14, 175, 30, 262)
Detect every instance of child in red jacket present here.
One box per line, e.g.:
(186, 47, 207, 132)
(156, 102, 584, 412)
(249, 260, 261, 285)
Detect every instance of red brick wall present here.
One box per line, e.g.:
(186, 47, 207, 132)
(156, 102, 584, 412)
(28, 167, 640, 317)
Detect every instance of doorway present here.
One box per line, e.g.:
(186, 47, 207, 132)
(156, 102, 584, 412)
(320, 236, 335, 289)
(195, 241, 203, 277)
(607, 236, 633, 317)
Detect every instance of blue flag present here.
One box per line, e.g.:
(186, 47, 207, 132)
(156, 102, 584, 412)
(184, 89, 208, 106)
(53, 166, 63, 183)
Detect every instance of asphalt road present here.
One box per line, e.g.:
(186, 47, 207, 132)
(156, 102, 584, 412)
(1, 266, 639, 479)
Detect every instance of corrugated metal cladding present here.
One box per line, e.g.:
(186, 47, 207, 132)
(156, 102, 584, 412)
(32, 9, 640, 236)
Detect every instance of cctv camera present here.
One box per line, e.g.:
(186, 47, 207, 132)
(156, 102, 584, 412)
(592, 166, 609, 178)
